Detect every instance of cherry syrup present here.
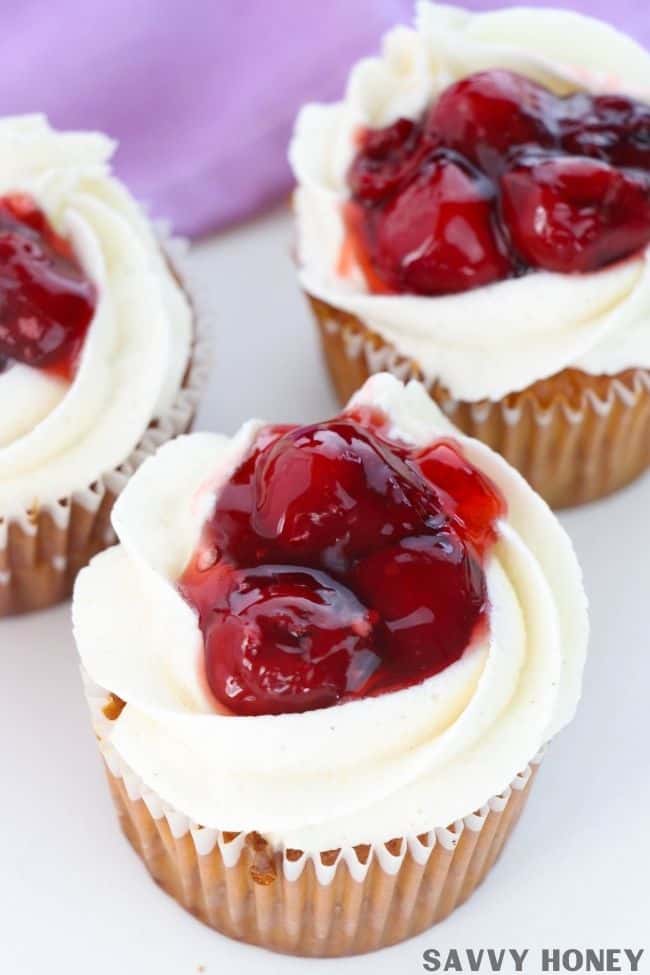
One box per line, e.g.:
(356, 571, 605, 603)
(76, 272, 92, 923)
(0, 194, 96, 381)
(179, 409, 505, 717)
(345, 70, 650, 295)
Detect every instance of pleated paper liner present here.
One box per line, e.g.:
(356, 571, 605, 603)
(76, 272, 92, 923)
(87, 682, 540, 958)
(308, 294, 650, 509)
(0, 233, 211, 617)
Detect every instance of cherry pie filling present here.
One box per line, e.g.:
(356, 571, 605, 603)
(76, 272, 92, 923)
(345, 70, 650, 295)
(0, 194, 96, 381)
(179, 409, 506, 716)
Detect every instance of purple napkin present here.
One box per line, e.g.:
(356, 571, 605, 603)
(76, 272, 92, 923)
(0, 1, 646, 237)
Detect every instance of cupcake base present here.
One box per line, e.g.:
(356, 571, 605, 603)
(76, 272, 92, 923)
(309, 294, 650, 509)
(1, 487, 119, 616)
(0, 361, 204, 617)
(0, 414, 196, 617)
(104, 755, 537, 957)
(0, 237, 210, 617)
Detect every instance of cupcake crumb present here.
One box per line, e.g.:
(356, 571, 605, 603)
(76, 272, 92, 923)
(246, 831, 277, 885)
(102, 693, 126, 721)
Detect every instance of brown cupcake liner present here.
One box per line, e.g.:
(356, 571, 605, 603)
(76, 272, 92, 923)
(87, 681, 540, 957)
(308, 294, 650, 509)
(0, 234, 211, 617)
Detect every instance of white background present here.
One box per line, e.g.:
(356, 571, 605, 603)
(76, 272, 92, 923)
(2, 210, 648, 974)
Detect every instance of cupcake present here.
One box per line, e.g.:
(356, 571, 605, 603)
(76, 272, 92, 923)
(0, 115, 208, 616)
(73, 372, 588, 957)
(290, 3, 650, 508)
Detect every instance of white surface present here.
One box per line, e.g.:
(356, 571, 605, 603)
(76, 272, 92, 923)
(1, 208, 648, 973)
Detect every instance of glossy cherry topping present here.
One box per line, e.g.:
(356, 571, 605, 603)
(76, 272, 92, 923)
(345, 71, 650, 294)
(201, 565, 382, 716)
(0, 194, 96, 380)
(501, 156, 650, 273)
(179, 410, 505, 717)
(348, 118, 435, 203)
(365, 153, 512, 295)
(426, 70, 556, 176)
(560, 93, 650, 169)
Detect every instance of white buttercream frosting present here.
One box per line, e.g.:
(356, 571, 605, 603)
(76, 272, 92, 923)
(73, 373, 588, 851)
(0, 115, 192, 517)
(289, 3, 650, 401)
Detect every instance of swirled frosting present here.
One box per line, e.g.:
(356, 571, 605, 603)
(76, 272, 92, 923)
(0, 115, 192, 517)
(290, 3, 650, 401)
(73, 373, 588, 851)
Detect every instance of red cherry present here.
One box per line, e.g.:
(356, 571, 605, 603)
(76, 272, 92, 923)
(348, 118, 436, 203)
(179, 414, 505, 716)
(413, 440, 505, 551)
(367, 154, 511, 295)
(203, 424, 291, 567)
(344, 70, 650, 297)
(219, 418, 445, 572)
(426, 70, 556, 174)
(352, 532, 486, 687)
(202, 565, 381, 716)
(0, 194, 96, 379)
(560, 93, 650, 170)
(501, 155, 650, 273)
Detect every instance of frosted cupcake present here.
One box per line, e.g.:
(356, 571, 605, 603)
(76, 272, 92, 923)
(73, 373, 588, 957)
(0, 116, 207, 615)
(290, 3, 650, 507)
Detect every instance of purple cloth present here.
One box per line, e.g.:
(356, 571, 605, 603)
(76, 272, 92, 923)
(0, 1, 646, 237)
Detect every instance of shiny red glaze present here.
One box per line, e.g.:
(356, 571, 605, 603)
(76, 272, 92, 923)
(179, 411, 505, 716)
(361, 153, 512, 295)
(501, 156, 650, 273)
(352, 532, 486, 685)
(426, 70, 556, 174)
(250, 418, 448, 570)
(202, 565, 382, 716)
(559, 93, 650, 170)
(345, 70, 650, 294)
(0, 194, 96, 380)
(413, 439, 504, 550)
(348, 118, 436, 203)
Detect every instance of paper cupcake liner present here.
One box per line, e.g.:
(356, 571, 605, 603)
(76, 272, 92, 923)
(308, 294, 650, 509)
(0, 232, 212, 617)
(86, 679, 540, 958)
